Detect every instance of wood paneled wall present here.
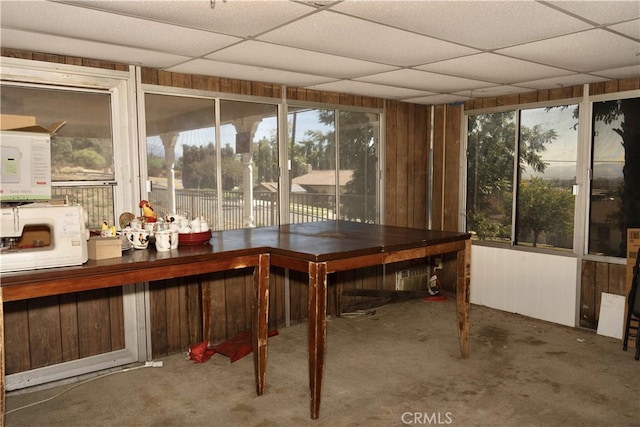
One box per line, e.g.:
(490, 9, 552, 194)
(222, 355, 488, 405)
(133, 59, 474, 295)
(3, 289, 125, 375)
(2, 48, 638, 369)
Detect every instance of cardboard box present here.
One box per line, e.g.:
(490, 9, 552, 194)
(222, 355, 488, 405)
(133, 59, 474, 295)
(88, 236, 122, 260)
(0, 118, 65, 202)
(0, 114, 65, 134)
(0, 114, 36, 130)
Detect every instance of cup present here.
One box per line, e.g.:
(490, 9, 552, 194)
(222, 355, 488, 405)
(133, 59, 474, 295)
(127, 229, 150, 250)
(170, 229, 179, 249)
(155, 229, 175, 252)
(129, 218, 142, 230)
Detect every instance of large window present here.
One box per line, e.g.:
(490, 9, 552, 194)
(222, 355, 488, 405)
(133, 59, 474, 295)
(287, 106, 379, 224)
(144, 93, 278, 230)
(1, 84, 119, 228)
(144, 92, 381, 230)
(466, 105, 578, 251)
(589, 96, 640, 257)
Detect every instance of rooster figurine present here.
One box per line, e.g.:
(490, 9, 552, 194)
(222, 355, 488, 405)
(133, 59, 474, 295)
(139, 199, 158, 223)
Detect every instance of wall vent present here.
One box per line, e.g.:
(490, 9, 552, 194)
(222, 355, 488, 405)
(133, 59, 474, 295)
(396, 265, 430, 291)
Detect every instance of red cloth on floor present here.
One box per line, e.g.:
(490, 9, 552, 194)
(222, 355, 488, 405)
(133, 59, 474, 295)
(189, 329, 278, 363)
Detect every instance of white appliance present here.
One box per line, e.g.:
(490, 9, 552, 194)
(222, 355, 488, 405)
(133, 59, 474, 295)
(0, 203, 89, 272)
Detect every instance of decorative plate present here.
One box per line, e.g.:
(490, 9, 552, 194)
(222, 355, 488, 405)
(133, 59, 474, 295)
(178, 230, 212, 246)
(119, 212, 136, 229)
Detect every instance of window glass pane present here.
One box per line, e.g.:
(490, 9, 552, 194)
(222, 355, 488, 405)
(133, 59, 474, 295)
(1, 85, 114, 182)
(1, 84, 115, 229)
(589, 97, 640, 257)
(219, 99, 278, 228)
(288, 107, 337, 223)
(338, 111, 378, 223)
(145, 95, 278, 230)
(466, 112, 515, 242)
(145, 94, 216, 227)
(516, 105, 578, 250)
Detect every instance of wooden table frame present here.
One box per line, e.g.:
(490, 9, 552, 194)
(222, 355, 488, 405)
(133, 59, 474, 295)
(1, 221, 471, 422)
(0, 248, 271, 426)
(270, 238, 471, 419)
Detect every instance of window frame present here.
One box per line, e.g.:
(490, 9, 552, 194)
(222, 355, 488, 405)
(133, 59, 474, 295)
(463, 96, 583, 256)
(138, 84, 384, 228)
(1, 57, 141, 220)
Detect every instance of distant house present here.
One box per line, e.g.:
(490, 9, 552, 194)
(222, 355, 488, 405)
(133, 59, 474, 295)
(254, 182, 306, 195)
(292, 169, 354, 194)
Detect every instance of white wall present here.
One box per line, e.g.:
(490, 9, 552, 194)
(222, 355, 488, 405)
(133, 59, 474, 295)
(470, 245, 578, 327)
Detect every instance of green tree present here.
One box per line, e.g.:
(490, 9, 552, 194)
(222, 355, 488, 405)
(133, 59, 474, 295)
(73, 148, 106, 169)
(516, 177, 574, 247)
(181, 143, 217, 189)
(467, 112, 560, 241)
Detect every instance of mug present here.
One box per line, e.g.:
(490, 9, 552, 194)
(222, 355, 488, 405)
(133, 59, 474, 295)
(127, 229, 150, 250)
(170, 229, 179, 249)
(155, 229, 178, 252)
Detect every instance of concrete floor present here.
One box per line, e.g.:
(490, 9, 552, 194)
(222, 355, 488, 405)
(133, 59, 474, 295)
(5, 299, 638, 427)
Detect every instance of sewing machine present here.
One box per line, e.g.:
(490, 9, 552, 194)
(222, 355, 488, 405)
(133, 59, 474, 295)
(0, 203, 89, 273)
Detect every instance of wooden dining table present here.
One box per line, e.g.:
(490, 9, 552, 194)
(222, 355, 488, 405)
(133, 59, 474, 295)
(219, 221, 471, 419)
(0, 220, 471, 422)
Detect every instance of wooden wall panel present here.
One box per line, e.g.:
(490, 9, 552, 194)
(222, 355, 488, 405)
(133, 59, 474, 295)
(3, 291, 125, 375)
(580, 261, 627, 329)
(431, 105, 445, 230)
(384, 101, 430, 229)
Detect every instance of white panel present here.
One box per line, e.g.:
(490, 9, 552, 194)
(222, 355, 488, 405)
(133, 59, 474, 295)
(205, 41, 399, 79)
(75, 0, 314, 38)
(357, 69, 493, 93)
(0, 1, 240, 57)
(597, 293, 625, 339)
(471, 245, 577, 326)
(416, 53, 572, 84)
(257, 10, 479, 66)
(332, 0, 593, 50)
(497, 29, 639, 72)
(0, 29, 189, 69)
(166, 58, 336, 87)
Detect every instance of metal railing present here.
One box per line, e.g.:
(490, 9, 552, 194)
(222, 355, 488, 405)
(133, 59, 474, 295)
(148, 188, 375, 230)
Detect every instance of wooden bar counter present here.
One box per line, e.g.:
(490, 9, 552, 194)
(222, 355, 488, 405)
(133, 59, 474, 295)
(0, 235, 271, 426)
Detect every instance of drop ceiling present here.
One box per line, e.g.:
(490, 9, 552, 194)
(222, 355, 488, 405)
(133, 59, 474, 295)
(1, 0, 639, 105)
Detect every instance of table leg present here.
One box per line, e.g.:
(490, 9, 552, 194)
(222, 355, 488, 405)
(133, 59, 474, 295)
(456, 239, 471, 358)
(308, 262, 327, 420)
(253, 253, 270, 396)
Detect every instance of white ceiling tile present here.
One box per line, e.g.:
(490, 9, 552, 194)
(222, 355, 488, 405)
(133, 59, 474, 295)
(357, 69, 493, 93)
(0, 1, 241, 57)
(516, 74, 610, 91)
(306, 80, 433, 100)
(548, 1, 640, 25)
(401, 94, 471, 106)
(0, 29, 189, 69)
(497, 29, 640, 72)
(65, 0, 314, 38)
(608, 19, 640, 40)
(257, 10, 479, 67)
(331, 0, 593, 50)
(205, 41, 399, 79)
(453, 85, 534, 99)
(166, 58, 336, 87)
(415, 53, 573, 85)
(593, 65, 640, 80)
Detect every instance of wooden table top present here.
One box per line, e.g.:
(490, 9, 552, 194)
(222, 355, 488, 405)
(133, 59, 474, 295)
(215, 220, 470, 262)
(1, 221, 470, 300)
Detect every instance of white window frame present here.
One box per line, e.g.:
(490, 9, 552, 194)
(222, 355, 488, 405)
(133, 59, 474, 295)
(1, 57, 146, 390)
